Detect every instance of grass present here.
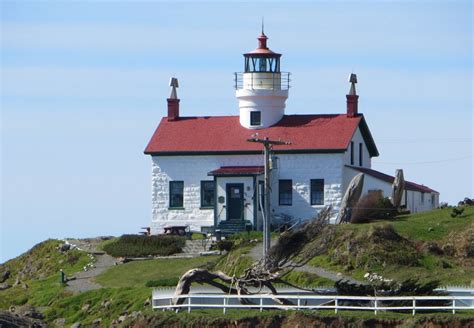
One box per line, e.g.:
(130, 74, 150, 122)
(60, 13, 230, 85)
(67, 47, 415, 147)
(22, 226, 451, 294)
(0, 239, 91, 284)
(279, 271, 334, 288)
(43, 287, 151, 326)
(213, 244, 254, 276)
(391, 206, 474, 241)
(94, 256, 219, 288)
(102, 234, 185, 257)
(307, 207, 474, 286)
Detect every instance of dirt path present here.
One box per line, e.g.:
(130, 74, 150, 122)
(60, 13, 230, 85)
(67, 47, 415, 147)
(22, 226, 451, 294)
(248, 241, 365, 285)
(64, 238, 117, 293)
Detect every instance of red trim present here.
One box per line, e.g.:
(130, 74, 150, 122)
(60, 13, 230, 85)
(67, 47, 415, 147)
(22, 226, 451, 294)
(208, 166, 264, 176)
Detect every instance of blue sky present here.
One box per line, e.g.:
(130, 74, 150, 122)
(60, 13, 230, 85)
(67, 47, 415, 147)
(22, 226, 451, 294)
(1, 1, 472, 262)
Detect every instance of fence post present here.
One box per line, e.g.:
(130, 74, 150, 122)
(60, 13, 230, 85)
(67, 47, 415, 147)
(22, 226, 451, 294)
(260, 297, 263, 312)
(412, 297, 416, 316)
(335, 297, 338, 314)
(374, 298, 377, 316)
(297, 297, 301, 310)
(187, 296, 191, 313)
(223, 297, 226, 315)
(452, 298, 456, 315)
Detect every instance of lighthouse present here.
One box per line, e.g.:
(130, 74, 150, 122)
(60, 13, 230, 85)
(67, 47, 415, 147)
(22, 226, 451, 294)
(235, 30, 290, 129)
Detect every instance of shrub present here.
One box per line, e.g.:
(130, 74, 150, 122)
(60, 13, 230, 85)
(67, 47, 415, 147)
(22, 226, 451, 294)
(351, 193, 397, 223)
(216, 240, 234, 252)
(103, 235, 185, 257)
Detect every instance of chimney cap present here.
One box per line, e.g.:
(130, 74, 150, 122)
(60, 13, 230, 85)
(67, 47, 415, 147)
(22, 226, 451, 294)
(348, 73, 357, 96)
(169, 77, 179, 99)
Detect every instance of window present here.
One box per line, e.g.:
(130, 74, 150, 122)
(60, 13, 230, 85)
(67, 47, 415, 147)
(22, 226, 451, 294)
(279, 180, 292, 206)
(421, 192, 425, 204)
(201, 181, 215, 208)
(169, 181, 184, 208)
(250, 111, 261, 126)
(350, 141, 354, 165)
(310, 179, 324, 205)
(359, 142, 363, 166)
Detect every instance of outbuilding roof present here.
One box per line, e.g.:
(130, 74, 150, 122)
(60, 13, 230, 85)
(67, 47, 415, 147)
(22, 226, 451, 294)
(346, 166, 439, 194)
(144, 114, 379, 157)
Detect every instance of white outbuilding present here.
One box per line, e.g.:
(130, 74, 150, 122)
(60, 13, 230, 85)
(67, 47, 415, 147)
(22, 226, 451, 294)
(144, 31, 439, 234)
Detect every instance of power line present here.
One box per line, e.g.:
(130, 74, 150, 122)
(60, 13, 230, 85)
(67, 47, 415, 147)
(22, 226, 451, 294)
(373, 155, 473, 165)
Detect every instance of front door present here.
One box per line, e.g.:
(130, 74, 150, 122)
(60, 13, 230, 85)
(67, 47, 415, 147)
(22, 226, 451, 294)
(226, 184, 244, 221)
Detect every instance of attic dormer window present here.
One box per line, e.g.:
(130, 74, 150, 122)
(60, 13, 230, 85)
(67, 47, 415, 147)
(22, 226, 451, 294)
(250, 111, 261, 126)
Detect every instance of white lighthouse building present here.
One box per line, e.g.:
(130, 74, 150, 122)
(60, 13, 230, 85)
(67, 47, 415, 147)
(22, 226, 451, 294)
(144, 31, 439, 235)
(236, 31, 290, 129)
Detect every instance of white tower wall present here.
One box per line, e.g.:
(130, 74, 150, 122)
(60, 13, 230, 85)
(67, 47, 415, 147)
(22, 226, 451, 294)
(236, 72, 289, 129)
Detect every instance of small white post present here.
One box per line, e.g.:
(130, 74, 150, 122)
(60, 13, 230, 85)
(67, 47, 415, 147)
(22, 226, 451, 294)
(187, 296, 191, 313)
(374, 298, 378, 315)
(223, 297, 226, 315)
(412, 298, 416, 316)
(335, 297, 338, 314)
(297, 297, 300, 310)
(260, 297, 263, 312)
(452, 299, 456, 315)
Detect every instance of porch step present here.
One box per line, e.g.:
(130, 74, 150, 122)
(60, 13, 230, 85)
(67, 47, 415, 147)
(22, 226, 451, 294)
(181, 240, 209, 255)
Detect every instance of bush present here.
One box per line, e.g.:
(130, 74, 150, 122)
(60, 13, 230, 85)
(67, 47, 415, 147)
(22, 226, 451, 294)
(216, 240, 234, 252)
(103, 235, 185, 257)
(145, 277, 180, 287)
(351, 193, 397, 223)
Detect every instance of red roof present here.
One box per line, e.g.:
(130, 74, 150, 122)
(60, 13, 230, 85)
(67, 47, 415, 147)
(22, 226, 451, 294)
(346, 166, 439, 194)
(209, 166, 264, 176)
(144, 114, 379, 156)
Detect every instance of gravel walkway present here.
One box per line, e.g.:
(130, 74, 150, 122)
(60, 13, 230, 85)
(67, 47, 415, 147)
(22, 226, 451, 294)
(64, 238, 117, 293)
(248, 241, 365, 285)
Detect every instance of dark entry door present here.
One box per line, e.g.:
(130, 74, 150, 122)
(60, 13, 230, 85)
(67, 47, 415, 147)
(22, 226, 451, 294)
(226, 184, 244, 221)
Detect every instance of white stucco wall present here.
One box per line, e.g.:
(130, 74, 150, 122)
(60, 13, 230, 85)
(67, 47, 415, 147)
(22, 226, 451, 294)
(343, 127, 371, 168)
(150, 152, 346, 233)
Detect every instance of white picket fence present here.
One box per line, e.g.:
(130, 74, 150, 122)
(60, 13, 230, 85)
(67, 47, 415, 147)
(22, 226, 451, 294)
(152, 293, 474, 315)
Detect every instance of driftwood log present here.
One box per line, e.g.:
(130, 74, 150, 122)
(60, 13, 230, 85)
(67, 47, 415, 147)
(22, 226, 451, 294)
(335, 173, 364, 224)
(171, 207, 335, 308)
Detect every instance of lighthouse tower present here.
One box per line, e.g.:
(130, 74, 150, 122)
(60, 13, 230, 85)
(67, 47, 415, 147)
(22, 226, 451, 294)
(235, 30, 290, 129)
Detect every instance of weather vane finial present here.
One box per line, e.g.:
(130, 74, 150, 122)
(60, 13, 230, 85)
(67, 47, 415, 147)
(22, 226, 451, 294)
(262, 16, 264, 34)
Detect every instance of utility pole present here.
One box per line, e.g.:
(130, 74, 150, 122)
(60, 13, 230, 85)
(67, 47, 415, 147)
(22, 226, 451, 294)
(247, 135, 291, 263)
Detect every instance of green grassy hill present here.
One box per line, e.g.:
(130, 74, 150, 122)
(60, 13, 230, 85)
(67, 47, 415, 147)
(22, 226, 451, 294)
(0, 207, 473, 326)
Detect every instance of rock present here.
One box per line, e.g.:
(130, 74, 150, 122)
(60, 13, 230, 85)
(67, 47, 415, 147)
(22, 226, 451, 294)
(92, 318, 102, 327)
(143, 298, 151, 306)
(101, 299, 111, 309)
(60, 243, 71, 252)
(0, 282, 11, 290)
(0, 269, 10, 283)
(425, 242, 443, 255)
(54, 318, 66, 327)
(81, 303, 91, 312)
(71, 323, 81, 328)
(130, 311, 141, 318)
(9, 305, 16, 313)
(118, 315, 127, 323)
(427, 227, 434, 232)
(13, 277, 21, 286)
(22, 282, 29, 289)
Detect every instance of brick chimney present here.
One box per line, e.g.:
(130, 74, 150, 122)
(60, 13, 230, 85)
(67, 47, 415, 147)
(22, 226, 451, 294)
(167, 77, 180, 121)
(346, 73, 359, 118)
